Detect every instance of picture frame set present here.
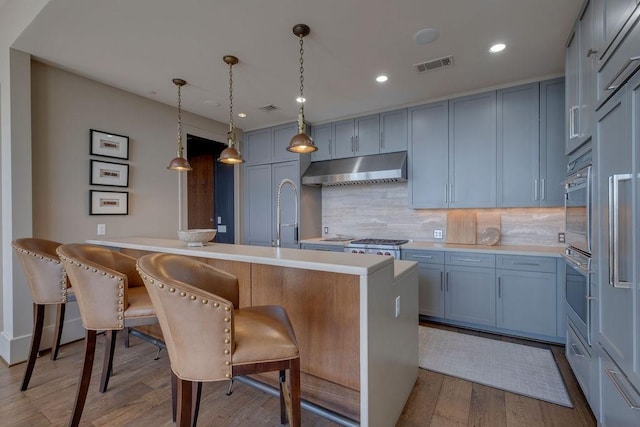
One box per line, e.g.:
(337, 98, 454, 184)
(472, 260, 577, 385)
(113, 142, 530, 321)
(89, 129, 130, 215)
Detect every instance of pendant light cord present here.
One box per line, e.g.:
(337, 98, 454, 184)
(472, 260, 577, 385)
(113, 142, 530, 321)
(177, 83, 183, 156)
(298, 35, 305, 117)
(229, 61, 234, 133)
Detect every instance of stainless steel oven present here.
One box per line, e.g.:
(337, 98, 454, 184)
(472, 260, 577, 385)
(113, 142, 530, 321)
(564, 150, 592, 255)
(563, 247, 592, 346)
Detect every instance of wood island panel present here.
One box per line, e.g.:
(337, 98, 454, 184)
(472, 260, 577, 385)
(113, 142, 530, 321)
(250, 264, 360, 391)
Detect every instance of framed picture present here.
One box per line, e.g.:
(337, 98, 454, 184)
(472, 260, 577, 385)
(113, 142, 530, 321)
(90, 129, 129, 160)
(90, 190, 128, 215)
(90, 160, 129, 187)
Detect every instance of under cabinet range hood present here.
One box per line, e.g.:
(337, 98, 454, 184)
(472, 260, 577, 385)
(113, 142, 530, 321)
(302, 152, 408, 186)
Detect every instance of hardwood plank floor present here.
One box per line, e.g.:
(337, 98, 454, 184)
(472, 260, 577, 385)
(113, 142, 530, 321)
(0, 322, 596, 426)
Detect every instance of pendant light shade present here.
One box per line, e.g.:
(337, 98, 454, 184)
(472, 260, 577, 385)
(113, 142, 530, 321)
(167, 78, 192, 171)
(217, 55, 245, 164)
(287, 24, 317, 154)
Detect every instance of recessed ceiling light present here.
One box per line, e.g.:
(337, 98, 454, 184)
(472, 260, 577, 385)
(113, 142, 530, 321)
(296, 96, 306, 103)
(414, 28, 439, 45)
(489, 43, 506, 53)
(238, 112, 247, 118)
(376, 75, 388, 83)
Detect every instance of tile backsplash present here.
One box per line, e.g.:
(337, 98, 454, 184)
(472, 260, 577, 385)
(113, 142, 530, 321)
(321, 183, 565, 246)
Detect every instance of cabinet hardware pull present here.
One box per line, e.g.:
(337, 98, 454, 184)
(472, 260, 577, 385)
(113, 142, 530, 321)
(414, 255, 433, 259)
(586, 48, 598, 58)
(606, 56, 640, 91)
(605, 368, 640, 410)
(608, 174, 632, 288)
(498, 277, 501, 298)
(444, 184, 448, 203)
(356, 135, 359, 152)
(440, 271, 443, 291)
(513, 262, 540, 266)
(445, 272, 449, 292)
(534, 179, 538, 201)
(458, 258, 482, 262)
(586, 166, 592, 253)
(541, 178, 545, 201)
(329, 139, 332, 155)
(450, 184, 454, 204)
(570, 343, 584, 358)
(350, 136, 355, 152)
(380, 131, 384, 149)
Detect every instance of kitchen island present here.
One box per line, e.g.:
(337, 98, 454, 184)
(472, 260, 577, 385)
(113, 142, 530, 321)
(87, 237, 418, 427)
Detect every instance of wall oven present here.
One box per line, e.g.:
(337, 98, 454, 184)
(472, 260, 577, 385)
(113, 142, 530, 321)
(563, 148, 592, 347)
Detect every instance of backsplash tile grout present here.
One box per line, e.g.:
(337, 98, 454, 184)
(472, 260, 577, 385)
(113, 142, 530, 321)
(321, 183, 565, 246)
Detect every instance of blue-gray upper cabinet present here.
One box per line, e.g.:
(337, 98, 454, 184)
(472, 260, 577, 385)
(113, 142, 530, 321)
(380, 109, 408, 153)
(310, 123, 332, 162)
(540, 78, 568, 207)
(409, 101, 449, 208)
(566, 0, 597, 155)
(331, 114, 381, 159)
(593, 0, 639, 56)
(497, 83, 540, 207)
(497, 79, 566, 207)
(449, 91, 497, 208)
(243, 122, 300, 165)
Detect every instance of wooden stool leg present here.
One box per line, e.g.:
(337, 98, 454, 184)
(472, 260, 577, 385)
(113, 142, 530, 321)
(51, 303, 66, 361)
(290, 358, 301, 427)
(279, 370, 287, 425)
(176, 378, 193, 427)
(192, 382, 202, 427)
(21, 304, 45, 391)
(69, 330, 97, 427)
(99, 330, 118, 393)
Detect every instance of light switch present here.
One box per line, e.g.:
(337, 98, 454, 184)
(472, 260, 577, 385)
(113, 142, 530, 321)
(395, 296, 401, 318)
(217, 217, 222, 224)
(97, 224, 106, 235)
(218, 225, 227, 233)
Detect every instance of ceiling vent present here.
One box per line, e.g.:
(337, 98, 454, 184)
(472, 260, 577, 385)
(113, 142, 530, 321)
(413, 55, 454, 73)
(259, 104, 279, 112)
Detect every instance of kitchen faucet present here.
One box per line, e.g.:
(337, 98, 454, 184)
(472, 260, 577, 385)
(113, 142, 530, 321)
(275, 178, 299, 248)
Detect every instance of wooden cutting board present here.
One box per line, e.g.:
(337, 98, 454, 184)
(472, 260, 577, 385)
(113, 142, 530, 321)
(446, 211, 477, 244)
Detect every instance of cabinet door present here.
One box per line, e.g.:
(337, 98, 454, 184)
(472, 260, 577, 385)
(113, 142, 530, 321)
(445, 265, 496, 326)
(272, 161, 301, 249)
(595, 85, 634, 379)
(409, 102, 448, 208)
(566, 28, 581, 155)
(600, 349, 640, 427)
(633, 71, 640, 391)
(540, 78, 567, 207)
(497, 83, 540, 207)
(580, 1, 596, 143)
(355, 114, 380, 156)
(449, 92, 497, 208)
(311, 123, 332, 162)
(595, 0, 638, 52)
(418, 264, 445, 318)
(272, 123, 299, 163)
(332, 119, 355, 159)
(244, 128, 271, 165)
(380, 109, 408, 153)
(497, 269, 557, 337)
(243, 164, 273, 246)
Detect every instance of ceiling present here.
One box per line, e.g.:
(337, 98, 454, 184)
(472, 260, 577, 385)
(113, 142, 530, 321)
(12, 0, 583, 132)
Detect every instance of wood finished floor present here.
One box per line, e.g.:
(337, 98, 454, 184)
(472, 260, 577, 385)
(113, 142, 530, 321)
(0, 322, 596, 426)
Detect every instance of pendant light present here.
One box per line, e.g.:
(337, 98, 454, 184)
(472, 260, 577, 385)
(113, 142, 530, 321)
(218, 55, 245, 164)
(287, 24, 318, 153)
(167, 78, 192, 171)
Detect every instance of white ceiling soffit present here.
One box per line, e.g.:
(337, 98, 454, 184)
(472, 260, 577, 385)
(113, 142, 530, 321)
(12, 0, 583, 131)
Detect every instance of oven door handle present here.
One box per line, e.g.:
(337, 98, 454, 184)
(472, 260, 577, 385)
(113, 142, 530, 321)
(562, 254, 589, 275)
(609, 174, 632, 288)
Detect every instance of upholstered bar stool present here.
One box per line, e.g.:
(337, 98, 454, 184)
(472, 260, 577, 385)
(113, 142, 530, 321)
(136, 253, 301, 427)
(57, 243, 157, 427)
(11, 238, 76, 391)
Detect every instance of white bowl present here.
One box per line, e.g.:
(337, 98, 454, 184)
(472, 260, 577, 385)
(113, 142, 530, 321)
(177, 229, 217, 247)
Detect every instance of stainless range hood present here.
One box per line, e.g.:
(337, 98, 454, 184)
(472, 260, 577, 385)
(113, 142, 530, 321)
(302, 152, 407, 186)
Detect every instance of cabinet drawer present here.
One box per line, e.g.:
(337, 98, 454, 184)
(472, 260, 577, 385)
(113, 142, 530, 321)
(566, 320, 591, 399)
(597, 9, 640, 106)
(496, 255, 556, 273)
(402, 250, 444, 265)
(600, 348, 640, 426)
(446, 252, 495, 268)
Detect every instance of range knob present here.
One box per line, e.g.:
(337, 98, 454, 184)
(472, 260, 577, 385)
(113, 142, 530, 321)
(359, 250, 365, 254)
(384, 252, 391, 256)
(376, 251, 383, 255)
(351, 250, 358, 254)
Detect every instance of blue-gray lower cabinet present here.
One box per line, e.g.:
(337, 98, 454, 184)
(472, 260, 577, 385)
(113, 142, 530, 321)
(403, 250, 446, 317)
(599, 347, 640, 427)
(446, 265, 496, 326)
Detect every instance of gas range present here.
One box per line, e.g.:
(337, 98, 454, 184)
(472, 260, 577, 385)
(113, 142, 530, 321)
(344, 238, 409, 259)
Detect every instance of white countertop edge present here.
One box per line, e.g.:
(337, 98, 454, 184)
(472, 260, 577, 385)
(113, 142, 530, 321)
(86, 237, 394, 276)
(394, 260, 418, 280)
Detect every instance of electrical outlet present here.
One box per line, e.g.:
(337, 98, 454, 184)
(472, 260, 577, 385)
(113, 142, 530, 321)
(324, 226, 329, 234)
(395, 296, 401, 318)
(433, 229, 443, 239)
(558, 232, 566, 243)
(97, 224, 106, 235)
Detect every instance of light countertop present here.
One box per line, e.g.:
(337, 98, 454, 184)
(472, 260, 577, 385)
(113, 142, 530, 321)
(301, 238, 566, 257)
(87, 237, 399, 276)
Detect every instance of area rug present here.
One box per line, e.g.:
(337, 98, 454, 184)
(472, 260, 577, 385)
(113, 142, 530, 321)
(418, 326, 573, 407)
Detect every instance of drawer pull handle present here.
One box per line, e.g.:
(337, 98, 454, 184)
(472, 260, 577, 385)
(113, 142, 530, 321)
(586, 48, 598, 58)
(512, 262, 540, 266)
(605, 368, 640, 410)
(458, 258, 482, 262)
(606, 56, 640, 91)
(413, 255, 433, 259)
(570, 343, 584, 358)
